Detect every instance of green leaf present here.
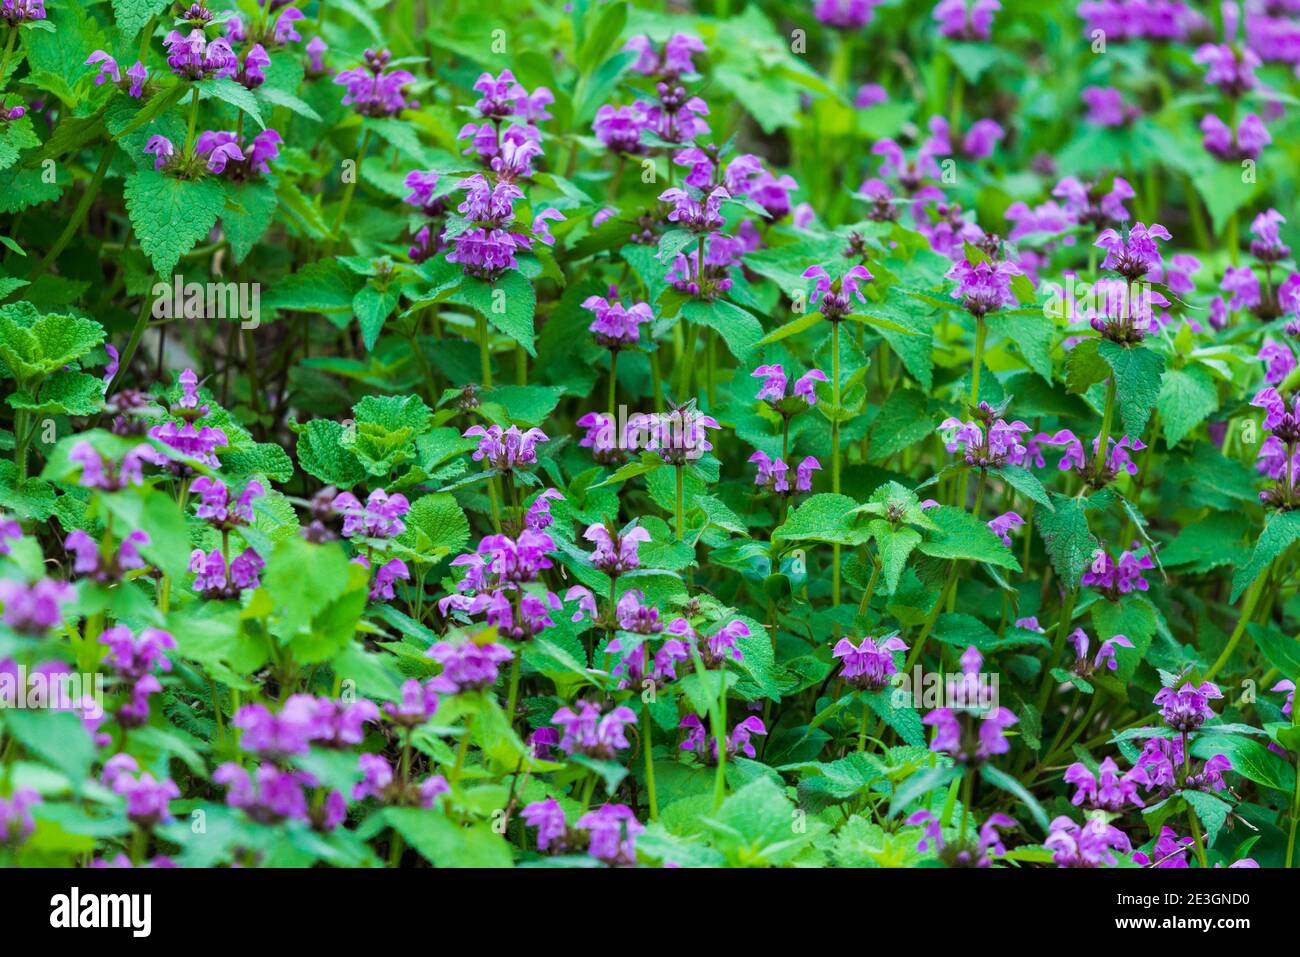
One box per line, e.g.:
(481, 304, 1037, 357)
(0, 303, 105, 384)
(1231, 510, 1300, 602)
(384, 808, 513, 868)
(1191, 734, 1295, 793)
(222, 179, 278, 264)
(199, 77, 266, 130)
(981, 764, 1050, 834)
(0, 710, 95, 788)
(681, 299, 764, 364)
(757, 310, 821, 345)
(354, 285, 399, 350)
(989, 464, 1052, 509)
(452, 271, 537, 356)
(397, 493, 470, 562)
(1098, 341, 1165, 439)
(869, 522, 921, 595)
(1249, 623, 1300, 680)
(918, 506, 1021, 571)
(8, 371, 103, 416)
(1182, 790, 1230, 847)
(296, 419, 365, 487)
(1035, 492, 1097, 586)
(868, 388, 936, 462)
(124, 169, 225, 279)
(1064, 337, 1108, 394)
(1157, 365, 1218, 447)
(774, 493, 872, 546)
(987, 309, 1055, 380)
(111, 0, 170, 39)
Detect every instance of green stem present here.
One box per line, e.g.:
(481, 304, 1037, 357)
(607, 349, 618, 413)
(831, 320, 842, 616)
(1203, 571, 1269, 683)
(326, 127, 372, 255)
(0, 29, 18, 90)
(1036, 588, 1079, 713)
(674, 464, 684, 541)
(28, 144, 118, 286)
(477, 312, 493, 387)
(184, 85, 201, 157)
(642, 709, 658, 821)
(105, 286, 156, 397)
(1092, 376, 1118, 481)
(504, 654, 521, 727)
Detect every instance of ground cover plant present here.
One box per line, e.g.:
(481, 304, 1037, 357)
(0, 0, 1297, 871)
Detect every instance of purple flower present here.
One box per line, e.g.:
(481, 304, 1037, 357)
(331, 488, 409, 538)
(1096, 221, 1171, 281)
(814, 0, 883, 29)
(1066, 628, 1134, 675)
(946, 257, 1022, 316)
(593, 103, 648, 154)
(752, 363, 828, 409)
(1081, 546, 1153, 597)
(427, 638, 513, 694)
(906, 808, 1017, 867)
(625, 32, 705, 78)
(191, 476, 264, 528)
(804, 264, 873, 321)
(679, 714, 767, 764)
(0, 788, 40, 846)
(551, 701, 637, 759)
(933, 0, 1000, 40)
(582, 295, 653, 349)
(976, 510, 1021, 549)
(1082, 86, 1139, 127)
(149, 421, 228, 468)
(1250, 209, 1290, 262)
(86, 50, 121, 86)
(334, 49, 415, 117)
(833, 634, 908, 691)
(1064, 756, 1145, 812)
(100, 625, 175, 680)
(1046, 815, 1131, 867)
(65, 528, 150, 582)
(583, 522, 651, 575)
(364, 557, 408, 601)
(164, 29, 237, 80)
(107, 763, 179, 827)
(0, 578, 74, 635)
(1261, 341, 1297, 385)
(214, 763, 313, 824)
(1194, 43, 1260, 97)
(521, 797, 569, 853)
(143, 134, 175, 171)
(382, 678, 440, 728)
(305, 36, 328, 75)
(1201, 113, 1271, 161)
(576, 804, 642, 866)
(1052, 175, 1134, 228)
(1154, 681, 1222, 733)
(666, 617, 748, 667)
(272, 6, 305, 45)
(524, 489, 564, 531)
(1132, 825, 1194, 868)
(1036, 428, 1146, 485)
(463, 424, 549, 472)
(923, 647, 1017, 764)
(189, 547, 264, 598)
(855, 84, 887, 108)
(0, 1, 45, 26)
(659, 186, 729, 232)
(937, 404, 1031, 468)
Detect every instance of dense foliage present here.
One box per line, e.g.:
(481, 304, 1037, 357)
(0, 0, 1297, 870)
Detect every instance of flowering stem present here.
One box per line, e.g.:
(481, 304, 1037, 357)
(28, 143, 117, 287)
(184, 85, 201, 159)
(1184, 731, 1208, 867)
(1092, 375, 1117, 482)
(504, 654, 521, 727)
(0, 30, 17, 90)
(104, 283, 155, 399)
(832, 320, 842, 616)
(713, 660, 728, 812)
(1036, 588, 1078, 714)
(641, 709, 658, 821)
(1202, 569, 1269, 683)
(607, 349, 618, 413)
(857, 697, 870, 752)
(450, 711, 475, 786)
(476, 312, 493, 388)
(1288, 701, 1300, 867)
(649, 347, 664, 412)
(674, 464, 684, 541)
(856, 552, 881, 621)
(958, 770, 973, 844)
(326, 127, 372, 256)
(903, 559, 959, 674)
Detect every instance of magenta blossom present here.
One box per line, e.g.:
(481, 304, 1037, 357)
(832, 634, 908, 690)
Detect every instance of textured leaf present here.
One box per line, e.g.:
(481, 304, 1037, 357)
(1157, 365, 1218, 448)
(918, 506, 1021, 571)
(1098, 341, 1165, 439)
(124, 169, 225, 279)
